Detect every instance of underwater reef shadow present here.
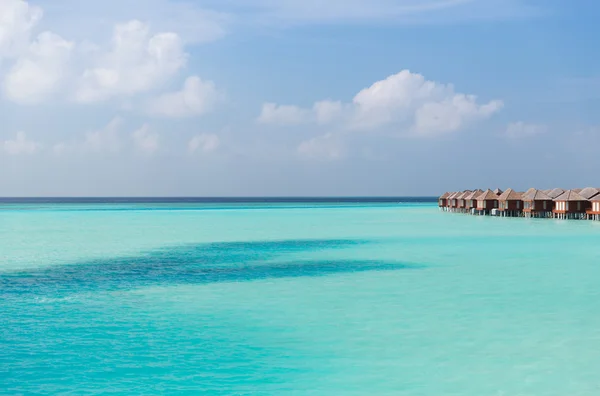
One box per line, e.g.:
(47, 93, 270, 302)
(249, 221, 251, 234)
(1, 238, 425, 296)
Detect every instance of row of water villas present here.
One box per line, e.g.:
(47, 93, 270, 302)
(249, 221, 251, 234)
(439, 188, 600, 221)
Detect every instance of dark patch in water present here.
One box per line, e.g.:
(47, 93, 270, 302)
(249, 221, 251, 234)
(1, 239, 421, 297)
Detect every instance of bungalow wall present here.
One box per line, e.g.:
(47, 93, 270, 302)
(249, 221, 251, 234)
(532, 200, 552, 212)
(554, 201, 591, 213)
(477, 200, 498, 211)
(498, 200, 522, 211)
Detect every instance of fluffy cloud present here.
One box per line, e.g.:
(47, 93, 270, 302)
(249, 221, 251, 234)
(75, 20, 187, 103)
(82, 117, 123, 153)
(146, 76, 222, 118)
(257, 103, 310, 125)
(314, 100, 344, 125)
(53, 118, 160, 156)
(132, 124, 159, 154)
(259, 70, 503, 136)
(1, 2, 195, 106)
(3, 31, 73, 104)
(53, 117, 124, 155)
(188, 133, 220, 154)
(298, 133, 345, 161)
(0, 0, 42, 58)
(505, 122, 547, 138)
(2, 131, 40, 155)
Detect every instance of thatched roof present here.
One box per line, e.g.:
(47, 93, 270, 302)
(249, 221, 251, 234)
(477, 189, 499, 201)
(493, 188, 503, 195)
(573, 188, 583, 193)
(591, 195, 600, 202)
(456, 191, 472, 200)
(579, 187, 600, 200)
(464, 190, 483, 200)
(448, 192, 461, 200)
(554, 190, 587, 202)
(546, 188, 565, 199)
(439, 192, 450, 199)
(498, 188, 523, 201)
(521, 189, 552, 201)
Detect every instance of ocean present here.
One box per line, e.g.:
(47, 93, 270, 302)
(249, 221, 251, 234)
(2, 199, 600, 395)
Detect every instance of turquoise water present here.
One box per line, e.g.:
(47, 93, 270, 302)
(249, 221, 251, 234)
(2, 202, 600, 395)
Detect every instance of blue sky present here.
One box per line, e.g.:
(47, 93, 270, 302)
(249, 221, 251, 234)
(0, 0, 599, 196)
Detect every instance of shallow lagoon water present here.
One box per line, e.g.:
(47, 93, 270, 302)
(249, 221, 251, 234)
(2, 202, 600, 395)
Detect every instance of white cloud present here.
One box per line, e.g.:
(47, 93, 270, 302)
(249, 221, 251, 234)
(298, 133, 345, 161)
(0, 0, 43, 58)
(52, 118, 162, 156)
(505, 122, 547, 139)
(82, 117, 123, 153)
(2, 131, 40, 155)
(53, 118, 156, 155)
(3, 31, 73, 104)
(314, 100, 344, 125)
(132, 124, 159, 154)
(146, 76, 222, 118)
(257, 103, 310, 125)
(413, 94, 503, 135)
(188, 133, 220, 154)
(75, 20, 187, 103)
(259, 69, 503, 136)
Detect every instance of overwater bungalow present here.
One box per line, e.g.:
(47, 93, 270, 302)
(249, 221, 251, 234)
(522, 189, 553, 218)
(476, 189, 499, 215)
(446, 192, 458, 212)
(438, 192, 450, 209)
(497, 188, 523, 217)
(445, 192, 456, 210)
(457, 191, 472, 213)
(588, 195, 600, 221)
(441, 186, 600, 221)
(448, 192, 460, 212)
(553, 190, 590, 220)
(464, 190, 483, 213)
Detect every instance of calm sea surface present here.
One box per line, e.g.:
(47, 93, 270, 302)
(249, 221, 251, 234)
(2, 199, 600, 395)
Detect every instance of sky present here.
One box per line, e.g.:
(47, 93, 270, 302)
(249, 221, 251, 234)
(0, 0, 599, 196)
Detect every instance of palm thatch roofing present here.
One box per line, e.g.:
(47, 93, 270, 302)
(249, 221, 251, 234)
(498, 188, 523, 201)
(591, 195, 600, 202)
(493, 188, 503, 195)
(464, 190, 483, 200)
(546, 188, 565, 199)
(477, 189, 499, 201)
(579, 187, 600, 200)
(554, 190, 587, 202)
(448, 192, 460, 201)
(439, 192, 450, 199)
(459, 190, 472, 199)
(521, 189, 552, 202)
(573, 188, 583, 193)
